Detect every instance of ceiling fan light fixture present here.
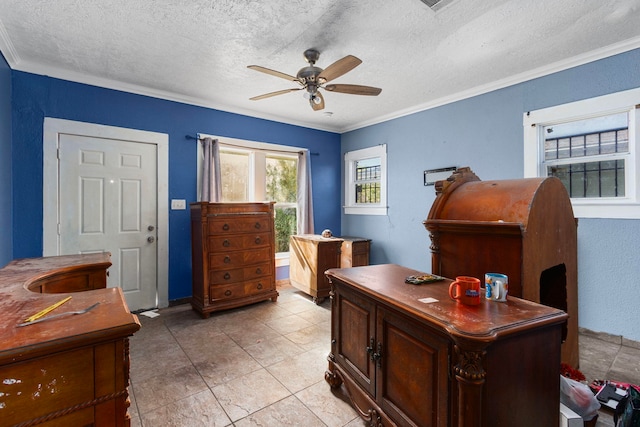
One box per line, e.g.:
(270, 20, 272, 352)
(248, 48, 381, 111)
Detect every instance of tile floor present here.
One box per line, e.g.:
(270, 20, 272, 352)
(128, 282, 640, 426)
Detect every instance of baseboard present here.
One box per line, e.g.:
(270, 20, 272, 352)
(168, 297, 192, 307)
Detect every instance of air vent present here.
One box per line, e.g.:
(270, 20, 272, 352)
(419, 0, 456, 11)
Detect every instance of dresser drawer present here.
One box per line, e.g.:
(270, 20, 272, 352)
(209, 279, 273, 302)
(208, 247, 272, 269)
(209, 262, 272, 285)
(208, 216, 272, 235)
(208, 233, 272, 252)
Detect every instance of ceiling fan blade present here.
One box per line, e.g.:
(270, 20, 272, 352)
(324, 84, 382, 96)
(310, 91, 325, 111)
(318, 55, 362, 83)
(247, 65, 299, 82)
(250, 88, 302, 101)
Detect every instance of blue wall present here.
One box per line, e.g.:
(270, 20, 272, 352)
(11, 72, 341, 300)
(341, 48, 640, 341)
(0, 52, 11, 267)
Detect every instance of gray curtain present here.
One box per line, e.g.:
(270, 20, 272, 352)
(201, 137, 221, 202)
(297, 150, 314, 234)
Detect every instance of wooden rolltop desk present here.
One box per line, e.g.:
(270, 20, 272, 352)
(423, 167, 579, 366)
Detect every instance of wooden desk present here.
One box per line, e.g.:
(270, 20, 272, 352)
(0, 253, 140, 427)
(325, 264, 567, 427)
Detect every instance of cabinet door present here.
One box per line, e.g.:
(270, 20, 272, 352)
(334, 284, 377, 397)
(377, 306, 451, 427)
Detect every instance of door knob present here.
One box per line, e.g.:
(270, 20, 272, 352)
(147, 236, 155, 243)
(148, 225, 155, 231)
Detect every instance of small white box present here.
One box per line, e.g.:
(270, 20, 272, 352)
(560, 403, 583, 427)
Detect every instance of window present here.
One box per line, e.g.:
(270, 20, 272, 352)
(344, 144, 387, 215)
(265, 155, 298, 253)
(524, 88, 640, 219)
(197, 136, 300, 255)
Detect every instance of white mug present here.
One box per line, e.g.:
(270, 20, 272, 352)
(485, 273, 508, 302)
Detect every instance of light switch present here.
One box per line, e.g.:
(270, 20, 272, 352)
(171, 199, 186, 210)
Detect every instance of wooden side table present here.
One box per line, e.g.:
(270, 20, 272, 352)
(289, 234, 371, 304)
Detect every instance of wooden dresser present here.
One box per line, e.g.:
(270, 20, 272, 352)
(325, 264, 568, 427)
(289, 235, 370, 304)
(0, 253, 140, 427)
(190, 202, 279, 318)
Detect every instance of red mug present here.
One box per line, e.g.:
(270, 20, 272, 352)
(449, 276, 481, 305)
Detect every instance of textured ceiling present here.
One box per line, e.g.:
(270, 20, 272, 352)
(1, 0, 640, 132)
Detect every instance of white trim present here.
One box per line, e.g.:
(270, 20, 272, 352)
(523, 88, 640, 219)
(344, 144, 387, 216)
(43, 118, 170, 307)
(275, 252, 290, 268)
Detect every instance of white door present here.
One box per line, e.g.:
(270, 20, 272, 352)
(43, 118, 169, 312)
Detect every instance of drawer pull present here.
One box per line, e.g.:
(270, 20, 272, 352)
(256, 267, 262, 274)
(223, 224, 229, 231)
(255, 237, 262, 244)
(224, 256, 231, 264)
(257, 283, 263, 290)
(224, 290, 232, 296)
(366, 337, 375, 360)
(254, 222, 261, 229)
(224, 273, 231, 280)
(223, 239, 230, 247)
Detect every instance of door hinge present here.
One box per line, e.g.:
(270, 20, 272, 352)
(57, 223, 61, 236)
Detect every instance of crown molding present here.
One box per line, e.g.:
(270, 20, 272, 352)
(339, 36, 640, 133)
(0, 18, 20, 65)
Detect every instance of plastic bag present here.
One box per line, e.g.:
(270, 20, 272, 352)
(560, 375, 601, 421)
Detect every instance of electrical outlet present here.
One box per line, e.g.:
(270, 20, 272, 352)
(171, 199, 186, 210)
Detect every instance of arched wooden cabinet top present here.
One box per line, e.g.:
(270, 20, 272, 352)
(423, 166, 579, 367)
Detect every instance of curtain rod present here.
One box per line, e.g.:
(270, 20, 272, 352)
(185, 134, 319, 156)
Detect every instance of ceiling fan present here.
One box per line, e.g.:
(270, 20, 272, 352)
(247, 49, 382, 111)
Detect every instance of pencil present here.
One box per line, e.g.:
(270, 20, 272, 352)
(23, 296, 72, 323)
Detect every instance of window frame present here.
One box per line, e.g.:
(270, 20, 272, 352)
(344, 144, 387, 215)
(523, 88, 640, 219)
